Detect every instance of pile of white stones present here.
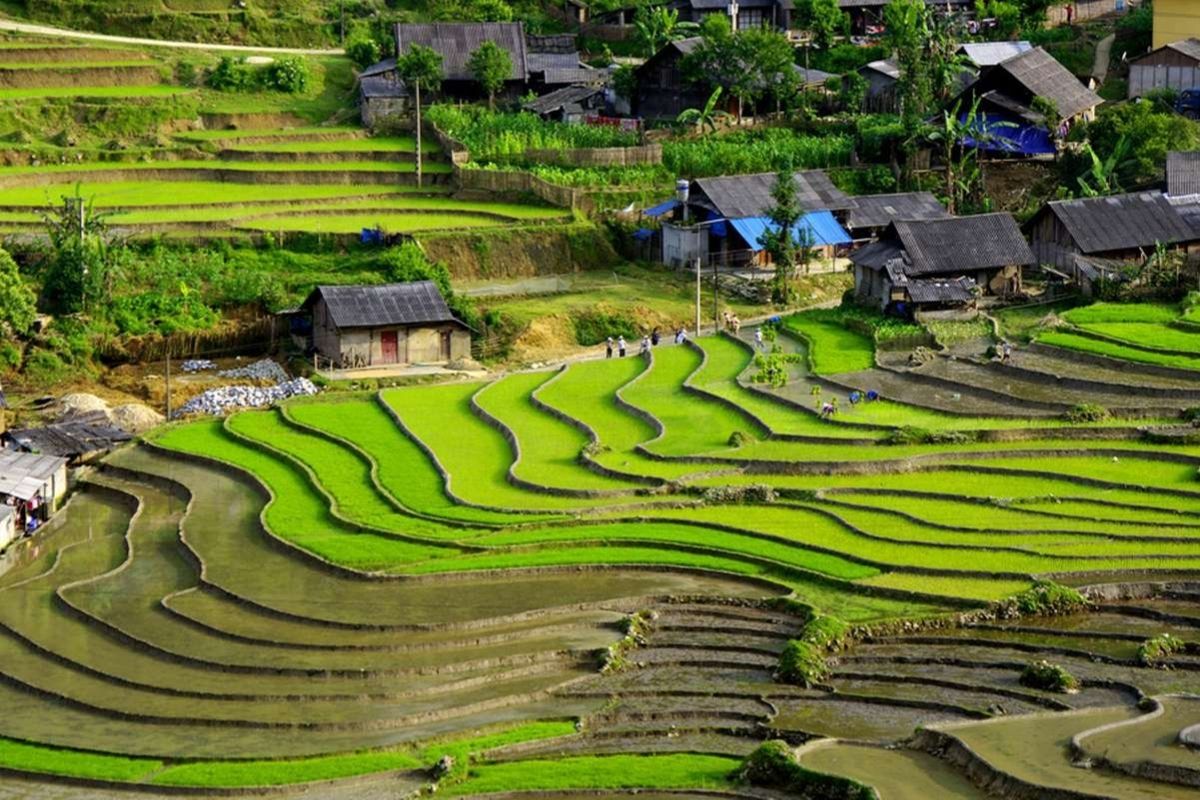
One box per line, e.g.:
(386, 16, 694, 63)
(218, 359, 289, 382)
(173, 378, 318, 418)
(180, 359, 216, 373)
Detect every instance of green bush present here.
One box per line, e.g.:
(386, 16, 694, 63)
(1137, 633, 1186, 667)
(572, 309, 639, 346)
(1011, 581, 1089, 617)
(208, 56, 256, 91)
(22, 348, 71, 385)
(777, 639, 829, 686)
(0, 341, 21, 372)
(426, 105, 638, 163)
(263, 56, 312, 94)
(800, 615, 849, 652)
(1020, 660, 1079, 693)
(346, 36, 382, 70)
(1065, 403, 1110, 423)
(740, 740, 877, 799)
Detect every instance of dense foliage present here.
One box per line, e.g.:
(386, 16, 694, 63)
(427, 105, 638, 161)
(209, 56, 313, 94)
(740, 741, 876, 799)
(1020, 660, 1079, 693)
(1137, 633, 1186, 667)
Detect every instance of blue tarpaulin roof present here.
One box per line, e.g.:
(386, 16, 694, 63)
(643, 198, 679, 217)
(632, 228, 654, 241)
(960, 112, 1055, 156)
(728, 210, 851, 250)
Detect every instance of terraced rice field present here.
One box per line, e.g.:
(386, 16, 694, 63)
(4, 324, 1200, 797)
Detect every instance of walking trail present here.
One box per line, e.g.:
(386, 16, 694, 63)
(0, 17, 343, 54)
(1092, 33, 1115, 84)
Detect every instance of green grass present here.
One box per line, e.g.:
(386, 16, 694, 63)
(1071, 322, 1200, 355)
(237, 212, 513, 234)
(0, 181, 443, 207)
(229, 136, 440, 154)
(153, 419, 454, 570)
(175, 126, 364, 142)
(473, 370, 639, 492)
(1037, 330, 1200, 371)
(447, 754, 740, 795)
(0, 159, 448, 175)
(1062, 303, 1179, 325)
(104, 198, 566, 225)
(782, 312, 875, 374)
(0, 85, 189, 98)
(0, 738, 159, 782)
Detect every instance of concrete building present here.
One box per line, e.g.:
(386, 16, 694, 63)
(0, 450, 69, 539)
(300, 282, 473, 369)
(1155, 0, 1200, 49)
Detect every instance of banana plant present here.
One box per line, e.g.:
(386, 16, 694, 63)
(676, 87, 732, 134)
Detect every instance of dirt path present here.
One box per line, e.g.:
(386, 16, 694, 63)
(1092, 32, 1116, 83)
(0, 18, 343, 54)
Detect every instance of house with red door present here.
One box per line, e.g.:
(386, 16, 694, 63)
(301, 281, 473, 370)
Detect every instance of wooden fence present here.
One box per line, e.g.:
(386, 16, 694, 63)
(94, 316, 285, 363)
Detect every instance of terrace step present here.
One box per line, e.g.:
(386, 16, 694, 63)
(0, 63, 162, 88)
(218, 149, 425, 164)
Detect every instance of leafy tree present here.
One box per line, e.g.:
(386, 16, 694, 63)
(397, 44, 444, 187)
(1074, 135, 1132, 197)
(466, 41, 512, 110)
(612, 63, 637, 101)
(1082, 102, 1200, 188)
(0, 249, 35, 336)
(685, 16, 795, 122)
(633, 3, 696, 58)
(759, 170, 805, 303)
(926, 96, 1006, 214)
(839, 71, 867, 111)
(795, 0, 846, 51)
(676, 86, 732, 132)
(346, 34, 382, 70)
(263, 56, 311, 93)
(39, 193, 110, 315)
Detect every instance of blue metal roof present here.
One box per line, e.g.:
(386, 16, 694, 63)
(960, 111, 1055, 156)
(643, 198, 679, 217)
(728, 210, 851, 250)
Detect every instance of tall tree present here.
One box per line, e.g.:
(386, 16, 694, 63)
(759, 169, 805, 304)
(633, 3, 696, 58)
(685, 17, 795, 122)
(397, 44, 444, 187)
(795, 0, 846, 51)
(0, 248, 34, 336)
(466, 41, 512, 110)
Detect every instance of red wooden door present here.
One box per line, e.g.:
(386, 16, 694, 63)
(380, 331, 398, 364)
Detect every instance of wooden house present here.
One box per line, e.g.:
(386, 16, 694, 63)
(633, 37, 718, 121)
(952, 47, 1102, 157)
(670, 0, 792, 29)
(844, 191, 950, 242)
(1025, 191, 1200, 271)
(523, 84, 607, 122)
(857, 58, 899, 113)
(851, 214, 1034, 312)
(0, 450, 68, 540)
(1128, 39, 1200, 98)
(301, 282, 473, 369)
(957, 41, 1033, 70)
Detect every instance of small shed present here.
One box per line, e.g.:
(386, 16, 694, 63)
(852, 214, 1034, 312)
(633, 37, 716, 121)
(358, 71, 408, 128)
(301, 281, 473, 369)
(523, 84, 607, 122)
(857, 58, 900, 113)
(0, 450, 68, 538)
(3, 411, 132, 465)
(1025, 191, 1200, 270)
(1128, 39, 1200, 98)
(845, 191, 951, 241)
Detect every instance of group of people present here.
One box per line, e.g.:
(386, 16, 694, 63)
(721, 311, 742, 335)
(813, 385, 880, 419)
(605, 326, 693, 359)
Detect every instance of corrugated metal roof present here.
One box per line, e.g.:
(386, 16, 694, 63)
(527, 52, 583, 73)
(1167, 39, 1200, 62)
(846, 191, 949, 231)
(643, 198, 680, 217)
(305, 281, 459, 329)
(903, 276, 977, 303)
(0, 451, 66, 502)
(958, 41, 1032, 68)
(988, 46, 1102, 120)
(360, 76, 408, 99)
(794, 65, 835, 86)
(395, 22, 528, 82)
(6, 414, 131, 459)
(360, 58, 397, 79)
(1167, 151, 1200, 198)
(729, 211, 852, 249)
(860, 58, 900, 80)
(523, 84, 604, 114)
(540, 68, 608, 86)
(1043, 191, 1197, 254)
(892, 213, 1034, 276)
(692, 170, 855, 219)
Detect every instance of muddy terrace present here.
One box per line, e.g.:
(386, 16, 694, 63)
(1, 321, 1199, 798)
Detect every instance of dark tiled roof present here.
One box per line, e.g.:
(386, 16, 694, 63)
(5, 413, 130, 459)
(1041, 192, 1197, 254)
(688, 0, 791, 8)
(306, 281, 459, 329)
(840, 0, 969, 5)
(891, 213, 1035, 276)
(860, 58, 899, 80)
(846, 191, 950, 231)
(524, 84, 604, 114)
(526, 33, 578, 54)
(692, 170, 855, 219)
(904, 276, 977, 304)
(360, 57, 397, 79)
(850, 239, 903, 270)
(540, 67, 608, 86)
(989, 46, 1101, 119)
(1167, 151, 1200, 197)
(527, 51, 583, 73)
(794, 65, 835, 86)
(1162, 38, 1200, 62)
(957, 41, 1033, 68)
(395, 22, 527, 82)
(360, 76, 407, 99)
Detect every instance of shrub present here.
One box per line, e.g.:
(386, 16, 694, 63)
(208, 56, 256, 91)
(1020, 660, 1079, 693)
(728, 430, 751, 448)
(346, 35, 382, 70)
(740, 740, 796, 787)
(1065, 403, 1110, 423)
(701, 484, 776, 504)
(1010, 581, 1089, 617)
(740, 740, 876, 799)
(801, 615, 849, 652)
(1137, 633, 1186, 667)
(777, 640, 829, 686)
(572, 309, 639, 346)
(0, 341, 21, 372)
(263, 56, 312, 94)
(883, 426, 975, 446)
(22, 348, 70, 385)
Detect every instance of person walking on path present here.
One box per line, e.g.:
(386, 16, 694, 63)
(677, 326, 689, 344)
(618, 336, 627, 357)
(731, 316, 741, 335)
(651, 328, 660, 347)
(640, 335, 651, 355)
(606, 337, 614, 359)
(754, 327, 764, 351)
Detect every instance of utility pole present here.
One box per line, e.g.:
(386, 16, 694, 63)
(165, 350, 172, 421)
(694, 257, 701, 337)
(713, 259, 719, 332)
(414, 80, 423, 188)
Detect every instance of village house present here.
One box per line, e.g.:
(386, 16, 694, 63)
(1128, 38, 1200, 98)
(663, 170, 855, 266)
(301, 281, 473, 370)
(672, 0, 792, 29)
(844, 191, 950, 242)
(856, 58, 900, 113)
(1025, 191, 1200, 271)
(839, 0, 970, 35)
(396, 22, 529, 101)
(956, 41, 1033, 70)
(851, 214, 1034, 314)
(633, 38, 720, 121)
(952, 46, 1102, 157)
(523, 84, 607, 122)
(0, 450, 68, 544)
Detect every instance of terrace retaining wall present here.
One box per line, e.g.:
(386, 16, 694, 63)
(1071, 696, 1200, 789)
(1029, 342, 1200, 384)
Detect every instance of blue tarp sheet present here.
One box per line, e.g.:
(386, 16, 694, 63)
(642, 198, 679, 217)
(632, 228, 654, 241)
(728, 210, 852, 250)
(959, 112, 1055, 156)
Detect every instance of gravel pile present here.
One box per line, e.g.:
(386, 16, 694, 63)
(110, 403, 164, 433)
(180, 359, 216, 373)
(59, 393, 109, 416)
(218, 359, 288, 382)
(173, 378, 318, 418)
